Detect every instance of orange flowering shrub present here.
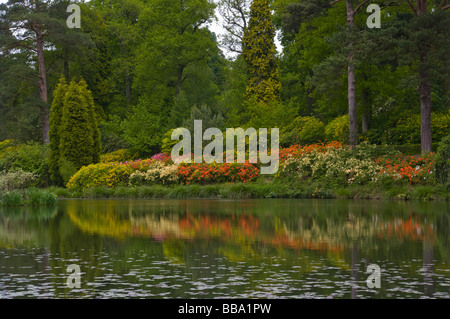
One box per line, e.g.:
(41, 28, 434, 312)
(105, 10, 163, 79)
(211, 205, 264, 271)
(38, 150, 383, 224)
(375, 153, 435, 184)
(177, 162, 260, 185)
(279, 141, 343, 163)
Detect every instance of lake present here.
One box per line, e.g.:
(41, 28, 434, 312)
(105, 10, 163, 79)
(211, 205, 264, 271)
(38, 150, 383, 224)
(0, 198, 448, 299)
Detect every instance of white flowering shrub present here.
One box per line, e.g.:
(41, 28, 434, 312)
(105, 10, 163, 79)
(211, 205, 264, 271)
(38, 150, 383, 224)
(129, 161, 179, 186)
(281, 145, 382, 185)
(0, 170, 38, 191)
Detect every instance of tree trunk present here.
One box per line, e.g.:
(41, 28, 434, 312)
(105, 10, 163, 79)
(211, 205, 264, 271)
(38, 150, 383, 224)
(417, 0, 432, 153)
(36, 26, 49, 144)
(346, 0, 358, 146)
(419, 64, 432, 153)
(361, 85, 370, 133)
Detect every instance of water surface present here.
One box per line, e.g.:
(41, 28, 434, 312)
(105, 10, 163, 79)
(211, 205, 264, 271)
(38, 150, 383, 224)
(0, 199, 448, 299)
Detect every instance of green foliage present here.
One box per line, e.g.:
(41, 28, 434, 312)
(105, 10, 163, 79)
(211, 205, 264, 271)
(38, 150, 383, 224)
(66, 162, 134, 190)
(161, 129, 178, 156)
(242, 0, 281, 103)
(325, 115, 349, 144)
(281, 116, 326, 147)
(49, 77, 68, 185)
(435, 134, 450, 188)
(392, 111, 450, 145)
(100, 149, 137, 163)
(59, 79, 102, 172)
(0, 188, 56, 206)
(58, 157, 79, 186)
(0, 142, 49, 187)
(26, 188, 57, 206)
(0, 191, 23, 206)
(121, 102, 163, 157)
(99, 115, 129, 153)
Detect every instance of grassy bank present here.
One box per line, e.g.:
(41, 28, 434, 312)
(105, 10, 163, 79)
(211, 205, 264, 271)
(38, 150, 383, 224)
(0, 188, 57, 206)
(47, 182, 449, 201)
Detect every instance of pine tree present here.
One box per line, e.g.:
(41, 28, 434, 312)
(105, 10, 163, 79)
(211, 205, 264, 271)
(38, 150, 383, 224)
(49, 77, 68, 186)
(242, 0, 281, 104)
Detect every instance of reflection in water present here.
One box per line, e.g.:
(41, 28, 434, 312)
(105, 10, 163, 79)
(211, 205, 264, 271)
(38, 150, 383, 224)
(0, 199, 448, 299)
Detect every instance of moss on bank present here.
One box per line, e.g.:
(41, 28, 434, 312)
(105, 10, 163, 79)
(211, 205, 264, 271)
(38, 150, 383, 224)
(47, 182, 449, 201)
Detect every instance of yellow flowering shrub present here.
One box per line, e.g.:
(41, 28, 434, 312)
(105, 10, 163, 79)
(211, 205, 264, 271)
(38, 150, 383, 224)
(67, 162, 134, 190)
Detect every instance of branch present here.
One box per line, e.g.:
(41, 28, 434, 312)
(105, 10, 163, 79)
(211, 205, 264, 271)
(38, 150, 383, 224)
(0, 42, 37, 53)
(331, 0, 342, 5)
(354, 0, 370, 14)
(17, 74, 40, 87)
(442, 4, 450, 10)
(438, 0, 447, 9)
(405, 0, 417, 16)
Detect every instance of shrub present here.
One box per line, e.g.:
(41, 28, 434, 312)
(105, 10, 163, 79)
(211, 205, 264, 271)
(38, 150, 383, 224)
(177, 162, 260, 185)
(58, 157, 79, 186)
(100, 149, 137, 163)
(281, 116, 326, 147)
(67, 162, 134, 190)
(129, 161, 179, 186)
(0, 142, 49, 187)
(0, 170, 38, 191)
(374, 153, 435, 185)
(281, 146, 381, 186)
(435, 134, 450, 187)
(392, 111, 450, 145)
(325, 115, 349, 144)
(279, 141, 343, 163)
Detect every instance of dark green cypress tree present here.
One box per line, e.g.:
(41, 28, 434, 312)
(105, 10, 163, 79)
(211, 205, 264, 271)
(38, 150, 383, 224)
(49, 77, 68, 186)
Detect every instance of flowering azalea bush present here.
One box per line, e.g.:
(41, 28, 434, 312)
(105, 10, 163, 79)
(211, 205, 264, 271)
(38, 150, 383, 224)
(151, 153, 172, 163)
(281, 145, 380, 185)
(177, 162, 260, 185)
(375, 154, 435, 185)
(279, 141, 343, 163)
(129, 161, 179, 186)
(279, 142, 436, 186)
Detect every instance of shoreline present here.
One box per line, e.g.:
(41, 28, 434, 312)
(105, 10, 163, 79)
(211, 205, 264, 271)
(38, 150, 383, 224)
(48, 182, 449, 202)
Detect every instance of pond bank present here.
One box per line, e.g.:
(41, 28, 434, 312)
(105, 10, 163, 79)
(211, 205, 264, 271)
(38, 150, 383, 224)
(47, 182, 449, 201)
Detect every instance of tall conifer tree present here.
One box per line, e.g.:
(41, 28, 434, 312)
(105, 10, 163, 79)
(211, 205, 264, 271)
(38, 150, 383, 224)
(242, 0, 281, 104)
